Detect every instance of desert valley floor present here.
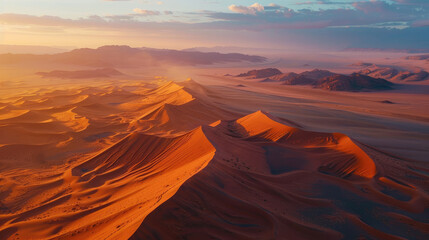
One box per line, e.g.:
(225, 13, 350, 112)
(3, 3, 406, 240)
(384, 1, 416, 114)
(0, 67, 428, 239)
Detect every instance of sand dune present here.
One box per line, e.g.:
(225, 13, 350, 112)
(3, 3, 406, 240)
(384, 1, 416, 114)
(130, 99, 233, 135)
(36, 68, 123, 79)
(0, 128, 215, 240)
(0, 79, 427, 240)
(132, 111, 427, 240)
(0, 80, 226, 239)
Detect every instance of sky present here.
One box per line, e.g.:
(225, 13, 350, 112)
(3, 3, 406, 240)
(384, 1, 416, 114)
(0, 0, 428, 51)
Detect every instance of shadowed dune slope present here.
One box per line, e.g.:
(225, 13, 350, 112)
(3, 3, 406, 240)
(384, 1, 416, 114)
(129, 80, 237, 135)
(132, 111, 428, 240)
(0, 80, 428, 240)
(0, 128, 216, 240)
(130, 98, 233, 134)
(0, 80, 227, 170)
(0, 80, 235, 240)
(235, 111, 376, 178)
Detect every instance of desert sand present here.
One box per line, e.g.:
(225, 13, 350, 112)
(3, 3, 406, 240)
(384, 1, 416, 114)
(3, 0, 429, 237)
(0, 50, 428, 239)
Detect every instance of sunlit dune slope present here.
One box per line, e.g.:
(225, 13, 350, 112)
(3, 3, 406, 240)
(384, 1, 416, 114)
(36, 68, 123, 79)
(129, 80, 236, 135)
(0, 80, 229, 170)
(0, 79, 427, 240)
(0, 79, 229, 240)
(133, 111, 428, 240)
(235, 111, 376, 178)
(0, 127, 215, 240)
(130, 99, 232, 135)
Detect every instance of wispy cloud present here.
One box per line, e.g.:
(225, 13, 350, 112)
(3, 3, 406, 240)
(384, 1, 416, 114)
(133, 9, 161, 15)
(2, 1, 427, 31)
(228, 3, 264, 15)
(1, 1, 428, 50)
(392, 0, 429, 5)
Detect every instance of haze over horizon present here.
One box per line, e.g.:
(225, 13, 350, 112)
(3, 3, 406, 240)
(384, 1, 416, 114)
(1, 0, 429, 51)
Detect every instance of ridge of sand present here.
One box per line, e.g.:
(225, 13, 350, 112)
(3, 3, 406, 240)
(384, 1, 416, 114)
(234, 110, 376, 178)
(131, 111, 428, 240)
(130, 98, 233, 135)
(0, 80, 427, 240)
(0, 127, 216, 240)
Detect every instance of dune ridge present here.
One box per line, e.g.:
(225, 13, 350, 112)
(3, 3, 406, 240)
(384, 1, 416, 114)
(132, 110, 428, 240)
(0, 80, 228, 239)
(0, 127, 216, 240)
(0, 80, 427, 240)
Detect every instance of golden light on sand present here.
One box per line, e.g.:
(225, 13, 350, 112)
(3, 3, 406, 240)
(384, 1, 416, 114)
(0, 42, 428, 239)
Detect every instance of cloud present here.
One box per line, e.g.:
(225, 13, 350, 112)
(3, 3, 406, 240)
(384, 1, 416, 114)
(266, 3, 283, 9)
(208, 1, 429, 30)
(2, 1, 427, 32)
(1, 12, 428, 51)
(1, 1, 429, 51)
(352, 0, 392, 13)
(392, 0, 429, 5)
(133, 8, 161, 15)
(228, 3, 264, 15)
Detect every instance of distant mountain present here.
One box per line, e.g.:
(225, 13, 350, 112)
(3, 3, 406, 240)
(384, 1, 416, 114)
(281, 75, 315, 85)
(0, 45, 266, 67)
(357, 65, 429, 82)
(268, 72, 298, 82)
(265, 69, 336, 84)
(357, 67, 399, 79)
(182, 46, 288, 55)
(315, 73, 394, 91)
(236, 68, 282, 78)
(393, 71, 429, 82)
(404, 54, 429, 61)
(299, 69, 336, 80)
(248, 67, 394, 91)
(36, 68, 123, 79)
(350, 62, 373, 67)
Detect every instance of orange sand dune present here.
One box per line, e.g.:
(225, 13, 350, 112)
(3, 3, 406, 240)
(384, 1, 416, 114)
(0, 81, 213, 171)
(132, 111, 428, 240)
(130, 98, 234, 135)
(0, 128, 215, 240)
(235, 111, 376, 178)
(0, 79, 427, 240)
